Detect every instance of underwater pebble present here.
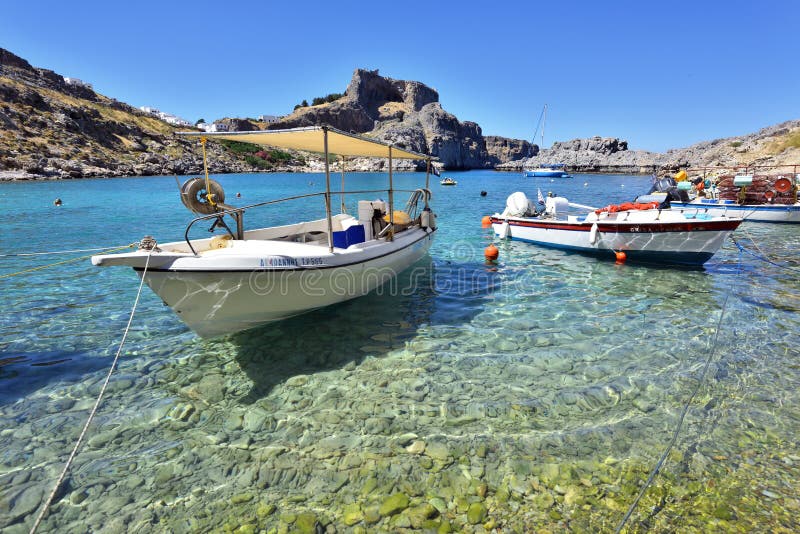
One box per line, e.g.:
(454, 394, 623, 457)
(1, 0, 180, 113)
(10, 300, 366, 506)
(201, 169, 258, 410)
(425, 441, 450, 461)
(406, 440, 426, 454)
(379, 493, 410, 516)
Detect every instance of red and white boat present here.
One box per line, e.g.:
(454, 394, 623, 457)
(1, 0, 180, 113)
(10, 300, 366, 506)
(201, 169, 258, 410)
(490, 192, 743, 266)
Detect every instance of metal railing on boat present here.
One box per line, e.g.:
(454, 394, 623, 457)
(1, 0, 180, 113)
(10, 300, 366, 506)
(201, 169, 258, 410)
(183, 188, 432, 255)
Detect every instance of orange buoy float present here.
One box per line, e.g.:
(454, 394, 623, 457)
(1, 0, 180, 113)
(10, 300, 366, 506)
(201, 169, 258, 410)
(481, 215, 492, 228)
(484, 243, 499, 261)
(765, 190, 775, 202)
(775, 177, 792, 193)
(615, 251, 627, 264)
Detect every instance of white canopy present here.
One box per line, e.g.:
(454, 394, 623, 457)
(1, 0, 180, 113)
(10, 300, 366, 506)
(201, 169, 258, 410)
(179, 126, 428, 160)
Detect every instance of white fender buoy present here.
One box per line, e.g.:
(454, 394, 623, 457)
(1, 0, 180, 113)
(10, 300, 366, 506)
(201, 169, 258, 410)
(499, 221, 510, 239)
(589, 222, 599, 245)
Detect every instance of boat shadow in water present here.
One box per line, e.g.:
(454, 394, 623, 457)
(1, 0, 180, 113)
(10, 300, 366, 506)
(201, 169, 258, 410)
(228, 257, 499, 402)
(0, 350, 110, 406)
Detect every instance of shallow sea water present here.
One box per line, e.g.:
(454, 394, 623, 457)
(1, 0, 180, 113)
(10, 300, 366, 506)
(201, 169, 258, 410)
(1, 171, 799, 533)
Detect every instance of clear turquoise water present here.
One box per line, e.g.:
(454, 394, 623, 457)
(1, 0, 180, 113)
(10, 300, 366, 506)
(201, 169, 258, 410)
(1, 171, 799, 532)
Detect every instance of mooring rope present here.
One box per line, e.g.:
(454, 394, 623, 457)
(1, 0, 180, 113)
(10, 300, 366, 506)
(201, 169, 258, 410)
(28, 247, 153, 534)
(0, 244, 136, 279)
(615, 243, 744, 533)
(732, 228, 800, 274)
(0, 245, 135, 257)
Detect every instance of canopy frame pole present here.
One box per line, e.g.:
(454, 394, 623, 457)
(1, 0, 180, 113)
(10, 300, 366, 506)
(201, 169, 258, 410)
(425, 158, 431, 191)
(200, 136, 215, 208)
(388, 147, 394, 241)
(323, 127, 334, 253)
(340, 156, 347, 214)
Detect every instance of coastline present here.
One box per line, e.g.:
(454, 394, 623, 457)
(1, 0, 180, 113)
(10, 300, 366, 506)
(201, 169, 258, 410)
(0, 166, 659, 182)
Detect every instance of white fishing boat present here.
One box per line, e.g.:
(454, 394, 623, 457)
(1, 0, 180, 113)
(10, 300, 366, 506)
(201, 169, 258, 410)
(440, 177, 457, 186)
(92, 126, 437, 338)
(667, 174, 800, 223)
(490, 192, 743, 266)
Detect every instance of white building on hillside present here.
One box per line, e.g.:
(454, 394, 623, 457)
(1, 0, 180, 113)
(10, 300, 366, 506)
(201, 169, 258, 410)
(157, 112, 192, 127)
(64, 77, 93, 89)
(208, 122, 229, 132)
(138, 106, 191, 127)
(258, 115, 282, 123)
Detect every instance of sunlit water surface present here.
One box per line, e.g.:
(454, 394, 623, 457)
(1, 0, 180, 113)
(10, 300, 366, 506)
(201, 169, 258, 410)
(1, 171, 799, 532)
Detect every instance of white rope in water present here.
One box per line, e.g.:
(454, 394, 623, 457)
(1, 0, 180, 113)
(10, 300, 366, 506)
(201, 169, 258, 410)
(0, 245, 136, 257)
(28, 249, 153, 534)
(614, 244, 743, 533)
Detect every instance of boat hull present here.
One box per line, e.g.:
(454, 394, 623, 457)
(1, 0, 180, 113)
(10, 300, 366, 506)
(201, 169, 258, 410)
(136, 230, 434, 338)
(669, 201, 800, 223)
(491, 216, 740, 265)
(525, 170, 572, 178)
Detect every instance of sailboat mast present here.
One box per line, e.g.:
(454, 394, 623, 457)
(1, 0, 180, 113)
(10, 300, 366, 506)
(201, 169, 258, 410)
(542, 104, 547, 148)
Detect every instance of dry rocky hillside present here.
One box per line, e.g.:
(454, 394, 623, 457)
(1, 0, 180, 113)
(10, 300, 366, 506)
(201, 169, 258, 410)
(0, 49, 297, 179)
(1, 46, 798, 180)
(498, 121, 800, 175)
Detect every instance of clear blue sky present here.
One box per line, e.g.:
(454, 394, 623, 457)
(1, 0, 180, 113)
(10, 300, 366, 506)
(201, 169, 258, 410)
(2, 0, 798, 152)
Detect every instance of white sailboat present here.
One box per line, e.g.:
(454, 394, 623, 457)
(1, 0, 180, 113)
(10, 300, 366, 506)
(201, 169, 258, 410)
(92, 126, 437, 338)
(524, 104, 572, 178)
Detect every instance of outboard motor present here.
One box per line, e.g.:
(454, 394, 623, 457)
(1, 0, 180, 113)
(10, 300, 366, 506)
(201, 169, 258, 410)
(648, 176, 676, 194)
(502, 192, 537, 217)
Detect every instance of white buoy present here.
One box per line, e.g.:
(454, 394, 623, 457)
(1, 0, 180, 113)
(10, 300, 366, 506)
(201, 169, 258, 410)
(589, 223, 599, 244)
(499, 221, 510, 239)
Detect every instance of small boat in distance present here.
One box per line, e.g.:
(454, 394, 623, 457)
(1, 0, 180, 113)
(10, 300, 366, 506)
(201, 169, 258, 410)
(92, 126, 438, 338)
(440, 177, 457, 186)
(524, 163, 572, 178)
(490, 191, 742, 266)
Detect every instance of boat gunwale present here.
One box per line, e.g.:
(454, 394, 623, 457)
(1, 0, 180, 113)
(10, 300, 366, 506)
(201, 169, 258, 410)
(490, 215, 742, 233)
(132, 227, 435, 273)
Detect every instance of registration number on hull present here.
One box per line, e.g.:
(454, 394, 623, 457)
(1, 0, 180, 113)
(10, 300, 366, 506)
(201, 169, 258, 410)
(259, 257, 325, 267)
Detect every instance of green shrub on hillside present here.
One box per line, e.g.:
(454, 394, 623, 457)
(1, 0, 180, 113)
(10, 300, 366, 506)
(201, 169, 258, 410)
(245, 155, 272, 169)
(219, 139, 261, 155)
(311, 93, 344, 106)
(294, 93, 344, 110)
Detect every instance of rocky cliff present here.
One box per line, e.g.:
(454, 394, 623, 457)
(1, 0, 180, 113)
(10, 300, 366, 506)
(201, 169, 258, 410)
(269, 69, 518, 169)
